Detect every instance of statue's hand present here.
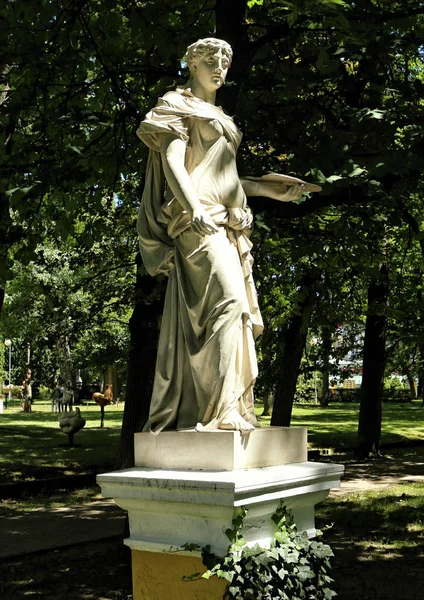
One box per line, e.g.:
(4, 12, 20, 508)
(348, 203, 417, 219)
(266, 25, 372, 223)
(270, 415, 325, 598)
(241, 208, 254, 229)
(190, 206, 219, 236)
(265, 182, 305, 202)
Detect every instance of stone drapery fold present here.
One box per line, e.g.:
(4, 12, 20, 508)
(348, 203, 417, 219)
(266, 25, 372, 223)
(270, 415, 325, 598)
(137, 89, 263, 433)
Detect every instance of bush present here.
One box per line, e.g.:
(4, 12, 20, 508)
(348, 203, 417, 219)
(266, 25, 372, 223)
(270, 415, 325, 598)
(294, 373, 321, 404)
(37, 385, 53, 401)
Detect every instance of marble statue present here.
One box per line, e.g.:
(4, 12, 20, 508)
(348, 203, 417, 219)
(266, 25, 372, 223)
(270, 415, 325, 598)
(137, 38, 305, 434)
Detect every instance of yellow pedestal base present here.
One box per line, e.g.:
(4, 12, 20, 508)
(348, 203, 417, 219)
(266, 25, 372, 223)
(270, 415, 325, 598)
(132, 549, 227, 600)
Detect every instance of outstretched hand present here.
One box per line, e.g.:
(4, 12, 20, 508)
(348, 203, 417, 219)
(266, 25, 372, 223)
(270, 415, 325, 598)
(263, 182, 306, 202)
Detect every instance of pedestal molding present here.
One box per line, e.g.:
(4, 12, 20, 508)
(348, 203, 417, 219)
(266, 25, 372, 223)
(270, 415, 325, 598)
(98, 462, 343, 506)
(98, 461, 344, 557)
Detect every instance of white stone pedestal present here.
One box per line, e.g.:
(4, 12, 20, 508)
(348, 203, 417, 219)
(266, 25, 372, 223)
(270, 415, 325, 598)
(97, 428, 344, 600)
(133, 427, 307, 470)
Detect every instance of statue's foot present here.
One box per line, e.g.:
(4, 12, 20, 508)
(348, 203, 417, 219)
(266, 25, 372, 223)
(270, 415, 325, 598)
(218, 410, 256, 432)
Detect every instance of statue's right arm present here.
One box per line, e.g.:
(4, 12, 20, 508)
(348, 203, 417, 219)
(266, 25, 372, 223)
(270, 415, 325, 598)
(241, 178, 305, 202)
(160, 134, 218, 236)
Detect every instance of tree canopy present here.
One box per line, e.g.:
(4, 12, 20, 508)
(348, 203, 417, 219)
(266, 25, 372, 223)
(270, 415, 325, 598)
(1, 0, 424, 458)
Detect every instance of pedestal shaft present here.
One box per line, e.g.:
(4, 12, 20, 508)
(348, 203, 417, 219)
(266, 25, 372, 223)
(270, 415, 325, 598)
(132, 550, 226, 600)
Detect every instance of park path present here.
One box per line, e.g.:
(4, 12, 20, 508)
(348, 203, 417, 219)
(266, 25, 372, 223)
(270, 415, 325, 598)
(0, 498, 126, 558)
(329, 445, 424, 496)
(1, 446, 424, 559)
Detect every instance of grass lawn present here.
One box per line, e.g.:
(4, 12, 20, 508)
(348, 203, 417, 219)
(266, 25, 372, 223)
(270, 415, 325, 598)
(257, 400, 424, 450)
(1, 399, 424, 486)
(0, 538, 133, 600)
(316, 482, 424, 600)
(0, 401, 124, 485)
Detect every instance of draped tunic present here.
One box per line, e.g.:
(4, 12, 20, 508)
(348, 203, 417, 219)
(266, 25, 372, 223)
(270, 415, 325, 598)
(137, 88, 263, 433)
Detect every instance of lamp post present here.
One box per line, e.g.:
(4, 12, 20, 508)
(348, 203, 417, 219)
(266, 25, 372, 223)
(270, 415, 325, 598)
(4, 339, 12, 409)
(75, 370, 83, 405)
(311, 337, 319, 405)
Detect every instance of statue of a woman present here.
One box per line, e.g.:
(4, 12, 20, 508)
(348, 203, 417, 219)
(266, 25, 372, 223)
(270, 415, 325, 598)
(137, 38, 304, 434)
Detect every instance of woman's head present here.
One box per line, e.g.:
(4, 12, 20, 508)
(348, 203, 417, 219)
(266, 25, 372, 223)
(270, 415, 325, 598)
(184, 38, 233, 72)
(183, 38, 232, 98)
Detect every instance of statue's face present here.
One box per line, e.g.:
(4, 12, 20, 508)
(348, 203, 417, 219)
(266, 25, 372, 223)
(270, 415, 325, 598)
(193, 48, 230, 92)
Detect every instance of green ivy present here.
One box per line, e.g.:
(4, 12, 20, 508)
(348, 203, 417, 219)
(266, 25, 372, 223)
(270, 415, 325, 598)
(184, 504, 336, 600)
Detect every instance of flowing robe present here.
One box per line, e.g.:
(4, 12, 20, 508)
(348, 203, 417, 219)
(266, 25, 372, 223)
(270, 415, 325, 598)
(137, 88, 263, 433)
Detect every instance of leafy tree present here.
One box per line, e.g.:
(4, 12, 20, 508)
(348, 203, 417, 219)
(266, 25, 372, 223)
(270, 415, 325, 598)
(2, 193, 135, 394)
(2, 0, 424, 465)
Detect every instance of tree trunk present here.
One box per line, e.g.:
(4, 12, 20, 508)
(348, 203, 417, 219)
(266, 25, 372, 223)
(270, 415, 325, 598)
(418, 341, 424, 401)
(116, 254, 166, 470)
(320, 327, 332, 407)
(271, 277, 316, 427)
(405, 369, 417, 399)
(57, 335, 73, 385)
(103, 364, 118, 399)
(261, 389, 274, 417)
(216, 0, 254, 115)
(0, 191, 12, 317)
(356, 265, 389, 458)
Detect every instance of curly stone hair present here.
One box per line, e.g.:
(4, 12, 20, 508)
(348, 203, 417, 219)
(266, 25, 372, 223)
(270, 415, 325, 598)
(184, 37, 233, 69)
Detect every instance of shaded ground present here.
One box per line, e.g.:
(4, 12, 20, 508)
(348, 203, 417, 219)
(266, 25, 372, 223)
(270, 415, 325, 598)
(329, 539, 424, 600)
(316, 447, 424, 599)
(0, 499, 126, 558)
(317, 483, 424, 599)
(0, 539, 132, 600)
(2, 529, 422, 600)
(327, 445, 424, 495)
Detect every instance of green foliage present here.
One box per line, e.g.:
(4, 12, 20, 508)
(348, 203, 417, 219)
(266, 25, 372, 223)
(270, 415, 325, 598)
(2, 0, 424, 441)
(294, 371, 322, 404)
(0, 339, 6, 389)
(201, 505, 336, 600)
(384, 376, 406, 390)
(2, 193, 134, 387)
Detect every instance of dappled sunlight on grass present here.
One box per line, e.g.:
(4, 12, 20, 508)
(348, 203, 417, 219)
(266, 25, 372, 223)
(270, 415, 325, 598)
(316, 481, 424, 598)
(0, 402, 124, 484)
(0, 486, 103, 514)
(256, 401, 424, 449)
(0, 539, 132, 600)
(317, 482, 424, 544)
(2, 400, 424, 484)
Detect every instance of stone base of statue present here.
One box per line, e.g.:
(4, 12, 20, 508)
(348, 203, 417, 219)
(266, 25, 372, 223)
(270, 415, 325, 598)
(97, 427, 344, 600)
